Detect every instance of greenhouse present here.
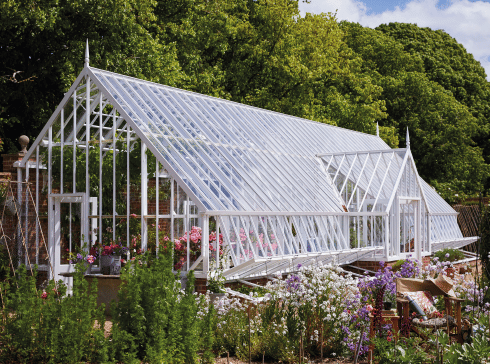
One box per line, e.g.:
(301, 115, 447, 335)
(14, 46, 476, 284)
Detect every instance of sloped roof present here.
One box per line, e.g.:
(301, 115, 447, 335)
(88, 67, 393, 213)
(21, 66, 455, 217)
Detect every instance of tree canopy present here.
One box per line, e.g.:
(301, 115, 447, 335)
(1, 0, 489, 201)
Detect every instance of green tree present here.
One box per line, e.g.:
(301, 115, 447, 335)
(0, 0, 182, 153)
(377, 22, 490, 193)
(341, 22, 490, 200)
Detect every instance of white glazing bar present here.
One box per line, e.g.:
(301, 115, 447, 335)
(385, 151, 410, 212)
(69, 203, 72, 258)
(339, 154, 358, 197)
(385, 216, 390, 258)
(73, 88, 77, 193)
(202, 215, 209, 273)
(35, 146, 39, 265)
(48, 126, 53, 276)
(217, 216, 237, 266)
(141, 142, 148, 251)
(99, 95, 103, 245)
(60, 108, 64, 194)
(186, 196, 190, 271)
(332, 155, 346, 183)
(248, 216, 267, 258)
(142, 88, 254, 211)
(17, 168, 24, 265)
(98, 75, 214, 211)
(358, 153, 383, 212)
(215, 217, 220, 266)
(171, 178, 174, 255)
(266, 216, 284, 256)
(222, 104, 336, 211)
(126, 125, 130, 248)
(156, 161, 159, 254)
(346, 154, 370, 208)
(86, 77, 95, 246)
(228, 216, 249, 263)
(112, 112, 116, 242)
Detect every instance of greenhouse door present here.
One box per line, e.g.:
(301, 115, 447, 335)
(398, 198, 421, 261)
(50, 194, 88, 287)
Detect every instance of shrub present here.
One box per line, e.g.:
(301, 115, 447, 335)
(433, 248, 465, 262)
(213, 264, 360, 362)
(111, 250, 200, 363)
(0, 264, 107, 363)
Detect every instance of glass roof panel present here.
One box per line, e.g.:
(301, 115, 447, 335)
(89, 68, 456, 216)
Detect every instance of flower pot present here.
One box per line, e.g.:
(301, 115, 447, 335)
(100, 255, 114, 275)
(112, 255, 122, 275)
(446, 267, 455, 278)
(383, 301, 393, 311)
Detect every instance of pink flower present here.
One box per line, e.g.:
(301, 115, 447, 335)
(130, 213, 137, 218)
(86, 255, 95, 264)
(41, 291, 48, 299)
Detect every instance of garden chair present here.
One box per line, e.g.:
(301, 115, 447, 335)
(396, 276, 463, 343)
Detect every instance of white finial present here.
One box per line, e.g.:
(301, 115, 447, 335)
(376, 122, 379, 137)
(406, 127, 410, 148)
(84, 39, 89, 67)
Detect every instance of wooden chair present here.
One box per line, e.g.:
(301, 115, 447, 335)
(396, 277, 463, 343)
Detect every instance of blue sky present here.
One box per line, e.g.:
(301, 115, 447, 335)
(299, 0, 490, 80)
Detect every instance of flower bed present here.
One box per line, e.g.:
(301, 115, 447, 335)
(1, 251, 489, 363)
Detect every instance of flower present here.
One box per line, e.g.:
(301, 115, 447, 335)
(41, 291, 48, 299)
(86, 255, 95, 264)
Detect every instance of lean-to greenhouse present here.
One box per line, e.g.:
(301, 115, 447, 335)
(12, 47, 477, 286)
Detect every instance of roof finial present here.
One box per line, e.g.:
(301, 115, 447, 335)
(376, 122, 379, 137)
(406, 127, 410, 148)
(84, 39, 89, 67)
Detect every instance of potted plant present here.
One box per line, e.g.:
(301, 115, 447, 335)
(99, 242, 128, 275)
(207, 261, 226, 303)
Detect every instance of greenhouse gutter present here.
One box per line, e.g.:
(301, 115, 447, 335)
(222, 247, 383, 280)
(201, 211, 389, 217)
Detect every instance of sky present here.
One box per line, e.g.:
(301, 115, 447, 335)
(298, 0, 490, 80)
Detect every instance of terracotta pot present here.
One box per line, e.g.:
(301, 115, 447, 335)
(446, 267, 455, 278)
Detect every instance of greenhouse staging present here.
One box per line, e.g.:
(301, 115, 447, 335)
(10, 43, 476, 287)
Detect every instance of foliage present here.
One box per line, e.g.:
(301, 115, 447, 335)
(0, 0, 182, 152)
(372, 334, 430, 363)
(481, 203, 490, 284)
(0, 264, 107, 363)
(111, 250, 200, 363)
(433, 248, 465, 263)
(341, 21, 490, 200)
(391, 258, 419, 275)
(213, 264, 361, 361)
(2, 0, 489, 199)
(0, 243, 11, 281)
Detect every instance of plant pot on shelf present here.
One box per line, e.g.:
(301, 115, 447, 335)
(383, 301, 393, 311)
(100, 255, 121, 275)
(112, 255, 122, 275)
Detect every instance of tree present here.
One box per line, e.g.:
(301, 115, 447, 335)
(0, 0, 182, 153)
(377, 22, 490, 193)
(341, 22, 490, 200)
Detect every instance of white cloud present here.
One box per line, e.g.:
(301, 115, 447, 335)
(300, 0, 490, 80)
